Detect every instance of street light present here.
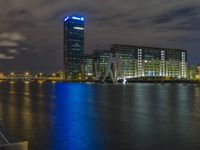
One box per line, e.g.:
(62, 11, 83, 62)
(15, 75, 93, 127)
(11, 72, 14, 76)
(25, 72, 29, 76)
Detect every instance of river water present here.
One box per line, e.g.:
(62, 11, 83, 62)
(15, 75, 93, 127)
(0, 82, 200, 150)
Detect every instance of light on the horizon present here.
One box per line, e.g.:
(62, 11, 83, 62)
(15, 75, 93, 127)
(25, 72, 30, 76)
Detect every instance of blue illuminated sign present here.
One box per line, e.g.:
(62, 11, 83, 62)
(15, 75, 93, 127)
(64, 16, 84, 21)
(72, 16, 84, 21)
(80, 17, 84, 21)
(64, 17, 69, 21)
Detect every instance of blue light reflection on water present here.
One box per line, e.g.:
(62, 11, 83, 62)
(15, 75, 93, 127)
(1, 82, 200, 150)
(51, 83, 103, 150)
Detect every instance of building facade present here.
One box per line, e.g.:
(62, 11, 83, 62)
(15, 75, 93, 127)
(187, 65, 196, 79)
(196, 64, 200, 79)
(90, 44, 188, 80)
(93, 50, 110, 79)
(81, 54, 94, 79)
(63, 15, 84, 80)
(110, 44, 187, 79)
(110, 45, 136, 79)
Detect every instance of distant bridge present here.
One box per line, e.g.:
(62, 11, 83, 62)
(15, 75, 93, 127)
(0, 76, 62, 83)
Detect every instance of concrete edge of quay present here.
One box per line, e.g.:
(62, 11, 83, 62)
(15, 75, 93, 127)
(0, 78, 200, 84)
(61, 79, 200, 84)
(0, 123, 28, 150)
(0, 141, 28, 150)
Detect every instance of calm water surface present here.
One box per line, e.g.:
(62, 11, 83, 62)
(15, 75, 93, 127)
(0, 82, 200, 150)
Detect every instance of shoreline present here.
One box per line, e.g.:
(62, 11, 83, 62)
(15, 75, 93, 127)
(0, 79, 200, 84)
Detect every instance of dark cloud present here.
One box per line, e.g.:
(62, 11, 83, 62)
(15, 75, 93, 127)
(154, 6, 198, 24)
(176, 19, 200, 31)
(153, 5, 200, 32)
(0, 0, 200, 72)
(8, 9, 30, 17)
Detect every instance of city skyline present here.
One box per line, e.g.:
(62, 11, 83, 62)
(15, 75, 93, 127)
(0, 0, 200, 73)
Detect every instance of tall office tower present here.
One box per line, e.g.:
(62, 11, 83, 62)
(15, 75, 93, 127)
(63, 15, 84, 80)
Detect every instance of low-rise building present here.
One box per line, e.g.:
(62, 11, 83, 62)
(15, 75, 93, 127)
(81, 54, 94, 79)
(196, 64, 200, 79)
(93, 50, 110, 79)
(187, 65, 196, 80)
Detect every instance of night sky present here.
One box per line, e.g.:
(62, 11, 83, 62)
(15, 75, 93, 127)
(0, 0, 200, 73)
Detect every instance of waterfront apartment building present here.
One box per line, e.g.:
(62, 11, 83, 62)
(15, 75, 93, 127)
(111, 44, 187, 79)
(63, 15, 84, 80)
(86, 44, 187, 80)
(110, 46, 136, 79)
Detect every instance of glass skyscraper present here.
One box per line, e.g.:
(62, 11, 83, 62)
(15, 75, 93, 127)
(63, 15, 84, 80)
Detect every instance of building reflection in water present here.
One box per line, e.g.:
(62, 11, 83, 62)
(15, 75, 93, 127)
(0, 83, 200, 150)
(52, 83, 103, 150)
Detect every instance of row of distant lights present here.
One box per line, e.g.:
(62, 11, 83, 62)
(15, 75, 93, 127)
(64, 16, 84, 21)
